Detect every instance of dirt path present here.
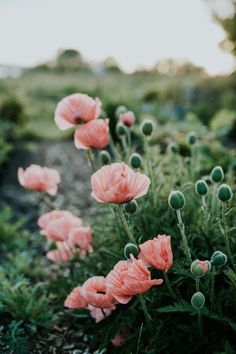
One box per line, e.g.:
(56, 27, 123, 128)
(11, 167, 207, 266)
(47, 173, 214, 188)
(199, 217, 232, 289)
(0, 140, 97, 228)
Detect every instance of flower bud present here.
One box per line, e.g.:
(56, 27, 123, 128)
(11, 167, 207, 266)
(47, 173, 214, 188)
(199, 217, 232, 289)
(124, 243, 139, 259)
(195, 180, 209, 196)
(168, 142, 179, 154)
(187, 132, 197, 145)
(211, 166, 224, 183)
(129, 153, 142, 169)
(140, 119, 154, 136)
(190, 260, 211, 277)
(115, 105, 127, 118)
(168, 191, 185, 210)
(191, 292, 205, 310)
(100, 150, 111, 165)
(211, 251, 227, 267)
(124, 200, 138, 214)
(217, 184, 232, 202)
(116, 122, 127, 136)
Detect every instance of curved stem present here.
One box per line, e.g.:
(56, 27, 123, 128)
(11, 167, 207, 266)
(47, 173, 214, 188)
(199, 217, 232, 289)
(138, 294, 152, 332)
(221, 203, 235, 271)
(176, 209, 192, 263)
(86, 149, 95, 172)
(163, 272, 176, 299)
(117, 204, 136, 244)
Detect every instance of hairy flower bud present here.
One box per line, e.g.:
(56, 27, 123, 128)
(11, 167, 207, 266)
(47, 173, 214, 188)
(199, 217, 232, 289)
(195, 180, 209, 196)
(115, 105, 127, 118)
(211, 251, 227, 267)
(141, 119, 154, 136)
(116, 122, 127, 136)
(124, 200, 138, 214)
(187, 132, 197, 145)
(211, 166, 224, 183)
(168, 191, 185, 210)
(191, 292, 205, 310)
(124, 243, 139, 259)
(190, 260, 211, 277)
(168, 142, 179, 154)
(100, 150, 111, 165)
(217, 184, 232, 202)
(129, 153, 142, 169)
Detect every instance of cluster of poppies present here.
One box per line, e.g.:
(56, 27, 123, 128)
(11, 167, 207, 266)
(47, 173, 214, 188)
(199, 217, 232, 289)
(17, 92, 174, 332)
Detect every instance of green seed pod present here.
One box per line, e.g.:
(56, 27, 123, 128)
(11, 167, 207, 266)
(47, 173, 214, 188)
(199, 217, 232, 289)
(195, 180, 209, 196)
(99, 150, 111, 165)
(187, 132, 197, 145)
(211, 166, 224, 183)
(129, 153, 142, 169)
(191, 292, 205, 310)
(168, 191, 185, 210)
(190, 260, 211, 277)
(124, 243, 139, 259)
(141, 119, 154, 136)
(116, 122, 127, 136)
(168, 142, 179, 154)
(217, 184, 232, 202)
(124, 200, 138, 214)
(211, 251, 227, 267)
(115, 105, 127, 118)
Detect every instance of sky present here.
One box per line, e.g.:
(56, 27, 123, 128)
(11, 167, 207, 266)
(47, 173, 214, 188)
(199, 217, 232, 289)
(0, 0, 234, 75)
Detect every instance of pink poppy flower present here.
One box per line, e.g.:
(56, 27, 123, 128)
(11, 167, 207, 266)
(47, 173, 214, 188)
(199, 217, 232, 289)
(106, 255, 163, 304)
(18, 164, 60, 196)
(46, 241, 73, 262)
(88, 305, 114, 323)
(81, 276, 116, 309)
(68, 227, 93, 255)
(74, 119, 109, 150)
(38, 210, 83, 241)
(64, 286, 87, 309)
(91, 163, 150, 204)
(55, 93, 101, 130)
(139, 235, 173, 272)
(199, 261, 210, 273)
(119, 111, 135, 127)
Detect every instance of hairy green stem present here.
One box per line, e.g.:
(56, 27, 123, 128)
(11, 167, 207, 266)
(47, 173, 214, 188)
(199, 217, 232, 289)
(86, 149, 95, 171)
(196, 277, 200, 292)
(221, 203, 235, 271)
(176, 209, 192, 263)
(163, 272, 176, 299)
(210, 266, 216, 311)
(211, 183, 218, 217)
(138, 294, 152, 332)
(117, 204, 136, 244)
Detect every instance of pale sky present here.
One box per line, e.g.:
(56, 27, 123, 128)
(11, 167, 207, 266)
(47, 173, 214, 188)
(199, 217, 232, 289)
(0, 0, 234, 75)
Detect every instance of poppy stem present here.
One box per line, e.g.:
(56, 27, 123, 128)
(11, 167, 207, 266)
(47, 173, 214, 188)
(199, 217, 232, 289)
(138, 294, 152, 332)
(176, 209, 192, 263)
(210, 266, 216, 312)
(117, 204, 137, 244)
(86, 149, 95, 172)
(197, 309, 203, 337)
(221, 202, 235, 271)
(163, 272, 176, 299)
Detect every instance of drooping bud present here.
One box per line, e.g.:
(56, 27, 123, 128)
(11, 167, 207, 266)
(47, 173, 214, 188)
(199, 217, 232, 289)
(100, 150, 111, 165)
(124, 200, 138, 214)
(168, 191, 185, 210)
(115, 105, 127, 118)
(116, 122, 127, 136)
(168, 142, 179, 154)
(211, 166, 224, 183)
(195, 180, 209, 196)
(124, 243, 139, 259)
(210, 251, 227, 267)
(217, 184, 232, 202)
(187, 132, 197, 145)
(140, 119, 154, 136)
(190, 260, 211, 277)
(120, 111, 135, 127)
(129, 153, 142, 169)
(191, 292, 205, 310)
